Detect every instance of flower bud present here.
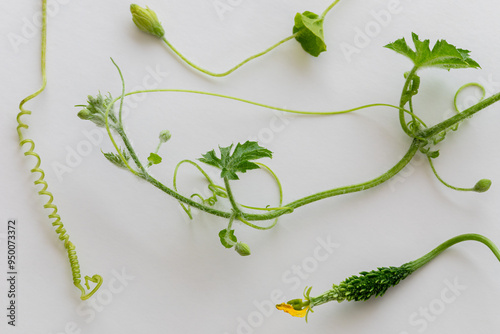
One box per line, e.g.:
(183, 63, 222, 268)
(159, 130, 171, 143)
(77, 108, 92, 120)
(473, 179, 492, 193)
(235, 242, 251, 256)
(130, 4, 165, 38)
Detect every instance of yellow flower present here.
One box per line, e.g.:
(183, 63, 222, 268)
(276, 303, 309, 318)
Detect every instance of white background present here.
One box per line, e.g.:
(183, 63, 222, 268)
(1, 0, 500, 333)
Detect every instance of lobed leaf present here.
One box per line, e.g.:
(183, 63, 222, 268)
(385, 33, 480, 70)
(199, 141, 272, 180)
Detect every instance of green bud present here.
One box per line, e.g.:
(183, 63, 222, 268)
(130, 4, 165, 38)
(427, 150, 440, 159)
(473, 179, 492, 193)
(159, 130, 171, 143)
(235, 242, 251, 256)
(77, 109, 107, 127)
(77, 108, 92, 120)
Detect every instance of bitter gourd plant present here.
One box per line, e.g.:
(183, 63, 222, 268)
(78, 32, 498, 257)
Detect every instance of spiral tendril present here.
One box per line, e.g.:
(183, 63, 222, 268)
(15, 0, 102, 300)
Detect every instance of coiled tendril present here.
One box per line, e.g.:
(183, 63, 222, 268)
(16, 0, 102, 300)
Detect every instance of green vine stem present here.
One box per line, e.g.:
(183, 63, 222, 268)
(321, 0, 341, 19)
(112, 88, 425, 120)
(161, 34, 298, 78)
(16, 0, 102, 300)
(399, 66, 419, 137)
(427, 157, 491, 192)
(408, 233, 500, 271)
(418, 91, 500, 138)
(224, 177, 243, 216)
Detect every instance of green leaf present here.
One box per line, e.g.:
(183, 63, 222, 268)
(293, 11, 327, 57)
(219, 229, 237, 248)
(147, 153, 162, 165)
(199, 141, 272, 180)
(103, 149, 130, 169)
(385, 33, 480, 70)
(427, 150, 440, 159)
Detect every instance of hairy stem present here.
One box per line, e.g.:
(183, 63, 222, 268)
(224, 177, 243, 216)
(408, 234, 500, 271)
(243, 138, 421, 221)
(418, 91, 500, 138)
(399, 66, 419, 137)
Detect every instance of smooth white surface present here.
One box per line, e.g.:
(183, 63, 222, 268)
(1, 0, 500, 333)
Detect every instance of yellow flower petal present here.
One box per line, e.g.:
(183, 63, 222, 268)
(276, 303, 308, 318)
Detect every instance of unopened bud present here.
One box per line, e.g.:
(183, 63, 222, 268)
(473, 179, 492, 193)
(235, 242, 251, 256)
(77, 108, 92, 120)
(159, 130, 171, 143)
(130, 4, 165, 38)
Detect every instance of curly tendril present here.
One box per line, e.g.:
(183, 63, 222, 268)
(173, 159, 224, 219)
(423, 82, 490, 193)
(237, 162, 293, 230)
(16, 0, 102, 300)
(172, 159, 290, 230)
(454, 82, 486, 113)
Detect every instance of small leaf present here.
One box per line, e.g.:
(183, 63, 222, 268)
(219, 229, 237, 248)
(385, 33, 480, 70)
(103, 149, 130, 169)
(147, 153, 162, 165)
(427, 150, 440, 159)
(199, 141, 272, 180)
(293, 11, 327, 57)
